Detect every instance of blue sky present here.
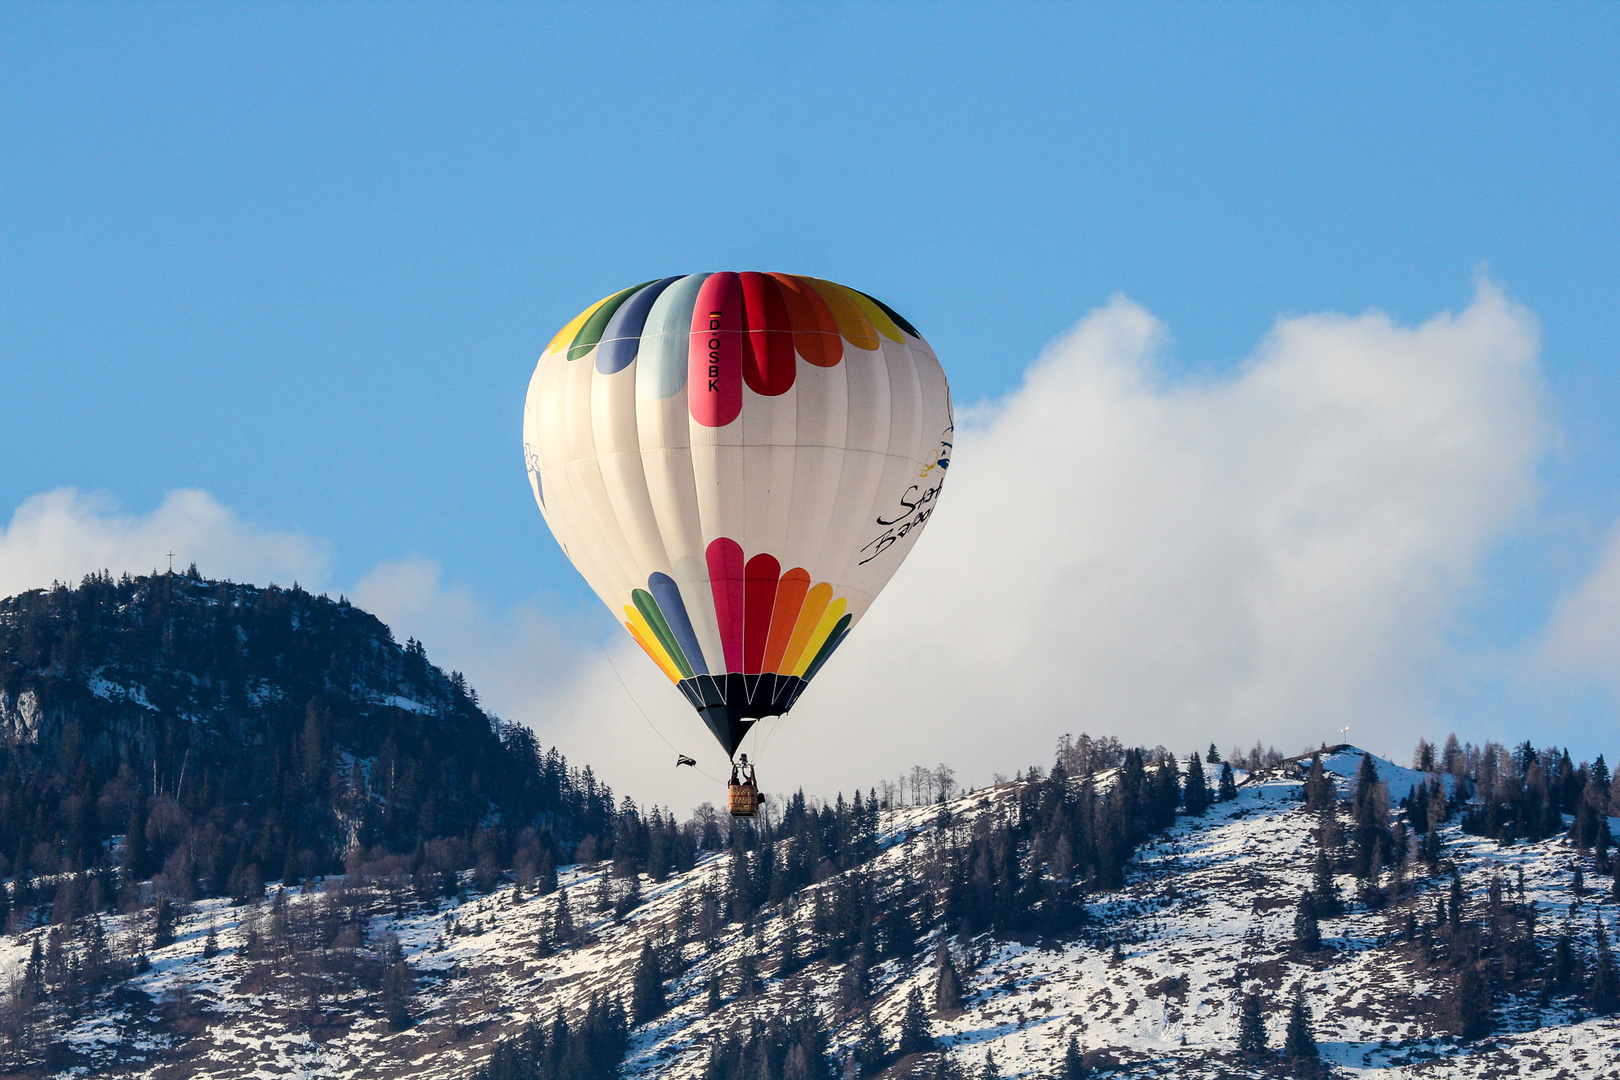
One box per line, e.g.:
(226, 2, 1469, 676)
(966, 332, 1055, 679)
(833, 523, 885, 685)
(3, 4, 1617, 799)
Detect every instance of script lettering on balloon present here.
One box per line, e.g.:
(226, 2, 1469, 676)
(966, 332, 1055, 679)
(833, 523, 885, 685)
(858, 480, 942, 565)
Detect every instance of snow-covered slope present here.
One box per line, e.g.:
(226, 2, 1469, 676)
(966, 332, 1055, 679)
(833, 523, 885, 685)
(9, 749, 1618, 1079)
(1291, 746, 1449, 804)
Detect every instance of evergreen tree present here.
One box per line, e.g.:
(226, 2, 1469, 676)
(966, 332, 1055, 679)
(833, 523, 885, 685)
(1311, 846, 1340, 917)
(122, 802, 152, 883)
(382, 953, 413, 1031)
(646, 807, 671, 882)
(1061, 1034, 1089, 1079)
(1349, 754, 1389, 879)
(1455, 962, 1493, 1039)
(933, 939, 963, 1013)
(1351, 753, 1380, 814)
(1414, 738, 1436, 773)
(778, 924, 800, 978)
(853, 1014, 888, 1076)
(548, 1004, 571, 1074)
(1237, 991, 1269, 1059)
(896, 986, 934, 1056)
(83, 915, 109, 986)
(1591, 917, 1617, 1015)
(979, 1047, 999, 1080)
(552, 887, 576, 947)
(1294, 892, 1321, 952)
(471, 990, 628, 1080)
(839, 946, 872, 1009)
(1305, 756, 1335, 811)
(733, 949, 760, 999)
(202, 920, 219, 959)
(1217, 763, 1238, 803)
(1183, 752, 1211, 816)
(152, 895, 178, 948)
(614, 873, 644, 918)
(1552, 931, 1579, 992)
(727, 841, 754, 923)
(536, 850, 558, 896)
(697, 1003, 833, 1080)
(24, 938, 44, 996)
(631, 941, 666, 1026)
(705, 975, 721, 1014)
(1283, 985, 1318, 1063)
(1152, 755, 1182, 828)
(1420, 820, 1443, 865)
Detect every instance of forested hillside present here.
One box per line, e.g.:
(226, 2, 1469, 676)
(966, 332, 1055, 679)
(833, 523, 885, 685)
(2, 728, 1615, 1078)
(0, 569, 614, 904)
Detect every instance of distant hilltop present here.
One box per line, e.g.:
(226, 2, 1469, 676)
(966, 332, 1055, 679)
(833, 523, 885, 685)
(0, 569, 613, 895)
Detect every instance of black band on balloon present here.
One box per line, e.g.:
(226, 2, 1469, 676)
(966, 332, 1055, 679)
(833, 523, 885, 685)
(677, 673, 806, 757)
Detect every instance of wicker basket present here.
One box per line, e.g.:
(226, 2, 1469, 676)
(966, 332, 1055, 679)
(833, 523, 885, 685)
(728, 784, 759, 818)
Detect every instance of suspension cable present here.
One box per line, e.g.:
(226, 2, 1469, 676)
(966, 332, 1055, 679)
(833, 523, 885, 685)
(563, 572, 727, 788)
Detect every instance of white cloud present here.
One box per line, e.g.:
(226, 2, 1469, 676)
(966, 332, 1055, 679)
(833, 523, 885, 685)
(0, 487, 330, 598)
(1534, 523, 1620, 688)
(742, 283, 1548, 796)
(350, 559, 583, 722)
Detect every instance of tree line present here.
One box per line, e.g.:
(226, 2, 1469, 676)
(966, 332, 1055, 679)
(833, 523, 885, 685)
(1279, 743, 1617, 1053)
(481, 739, 1242, 1079)
(0, 571, 617, 904)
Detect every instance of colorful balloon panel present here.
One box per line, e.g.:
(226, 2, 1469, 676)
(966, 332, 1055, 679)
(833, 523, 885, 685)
(524, 273, 952, 755)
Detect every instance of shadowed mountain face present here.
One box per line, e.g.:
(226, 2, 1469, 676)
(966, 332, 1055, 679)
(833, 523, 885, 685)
(0, 570, 613, 890)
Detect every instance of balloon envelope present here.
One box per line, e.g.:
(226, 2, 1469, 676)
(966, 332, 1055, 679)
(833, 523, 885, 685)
(524, 273, 952, 756)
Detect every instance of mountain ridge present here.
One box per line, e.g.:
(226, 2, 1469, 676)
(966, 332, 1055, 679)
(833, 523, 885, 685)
(3, 741, 1617, 1079)
(2, 572, 1618, 1078)
(0, 569, 611, 896)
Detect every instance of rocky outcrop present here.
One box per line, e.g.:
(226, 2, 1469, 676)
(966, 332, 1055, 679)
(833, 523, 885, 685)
(0, 688, 42, 745)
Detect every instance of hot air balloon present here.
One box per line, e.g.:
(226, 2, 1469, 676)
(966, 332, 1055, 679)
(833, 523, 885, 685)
(523, 273, 951, 811)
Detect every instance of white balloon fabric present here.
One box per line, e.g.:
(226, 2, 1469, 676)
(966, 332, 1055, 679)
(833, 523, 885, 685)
(523, 272, 952, 756)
